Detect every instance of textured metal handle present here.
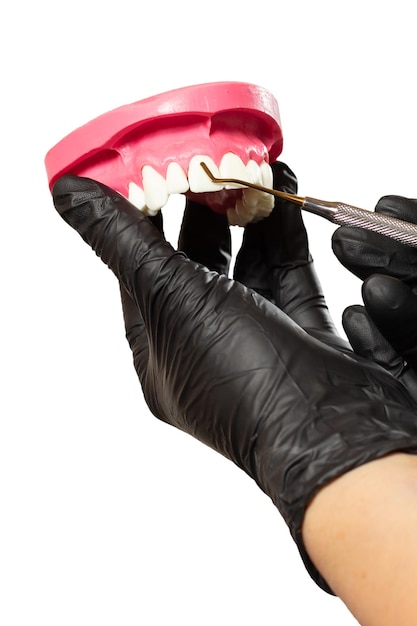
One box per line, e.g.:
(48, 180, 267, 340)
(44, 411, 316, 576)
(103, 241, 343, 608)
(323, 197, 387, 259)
(334, 204, 417, 248)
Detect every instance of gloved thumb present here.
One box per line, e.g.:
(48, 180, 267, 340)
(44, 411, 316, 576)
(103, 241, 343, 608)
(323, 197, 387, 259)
(52, 175, 174, 297)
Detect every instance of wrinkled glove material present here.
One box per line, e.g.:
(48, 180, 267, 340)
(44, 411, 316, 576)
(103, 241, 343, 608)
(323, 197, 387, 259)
(54, 178, 417, 594)
(332, 195, 417, 388)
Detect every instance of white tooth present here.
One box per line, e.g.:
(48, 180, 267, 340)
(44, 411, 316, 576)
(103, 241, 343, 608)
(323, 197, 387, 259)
(242, 163, 274, 213)
(256, 191, 275, 211)
(219, 153, 248, 189)
(227, 207, 249, 227)
(166, 162, 189, 194)
(145, 206, 161, 217)
(260, 161, 273, 187)
(242, 188, 261, 208)
(246, 159, 262, 183)
(236, 198, 256, 218)
(188, 155, 222, 192)
(142, 165, 168, 212)
(128, 181, 146, 211)
(253, 203, 274, 221)
(227, 202, 257, 227)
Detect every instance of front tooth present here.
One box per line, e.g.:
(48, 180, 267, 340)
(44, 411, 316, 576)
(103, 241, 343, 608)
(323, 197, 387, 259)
(260, 161, 273, 187)
(252, 161, 275, 212)
(188, 155, 222, 192)
(219, 153, 248, 189)
(128, 181, 146, 211)
(246, 159, 262, 184)
(142, 165, 168, 212)
(166, 162, 189, 194)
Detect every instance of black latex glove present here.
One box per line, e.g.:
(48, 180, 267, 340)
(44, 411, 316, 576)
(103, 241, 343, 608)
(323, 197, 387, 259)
(177, 197, 231, 275)
(180, 161, 341, 341)
(233, 162, 344, 347)
(52, 174, 417, 595)
(332, 196, 417, 392)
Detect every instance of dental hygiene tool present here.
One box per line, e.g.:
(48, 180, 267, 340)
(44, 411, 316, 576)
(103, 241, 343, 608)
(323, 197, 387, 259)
(200, 162, 417, 248)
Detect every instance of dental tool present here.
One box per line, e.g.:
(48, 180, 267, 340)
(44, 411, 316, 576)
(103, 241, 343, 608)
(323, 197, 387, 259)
(200, 162, 417, 248)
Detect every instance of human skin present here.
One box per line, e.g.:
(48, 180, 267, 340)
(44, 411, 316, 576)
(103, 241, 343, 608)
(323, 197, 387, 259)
(315, 196, 417, 624)
(303, 452, 417, 626)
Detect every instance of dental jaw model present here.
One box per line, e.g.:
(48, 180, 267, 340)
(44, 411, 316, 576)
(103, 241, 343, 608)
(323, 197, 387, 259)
(45, 82, 283, 226)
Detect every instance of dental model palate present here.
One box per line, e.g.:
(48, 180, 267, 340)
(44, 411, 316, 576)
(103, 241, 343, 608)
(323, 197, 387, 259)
(44, 82, 284, 225)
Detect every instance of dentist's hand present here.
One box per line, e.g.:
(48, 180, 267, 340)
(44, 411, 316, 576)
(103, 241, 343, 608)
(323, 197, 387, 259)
(332, 195, 417, 393)
(52, 170, 417, 595)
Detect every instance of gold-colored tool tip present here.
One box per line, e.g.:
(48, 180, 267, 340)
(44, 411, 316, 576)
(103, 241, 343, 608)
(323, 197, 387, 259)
(199, 161, 304, 205)
(200, 161, 217, 181)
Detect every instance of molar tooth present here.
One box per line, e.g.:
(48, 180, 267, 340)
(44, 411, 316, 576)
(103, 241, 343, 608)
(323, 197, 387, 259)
(242, 188, 261, 208)
(166, 162, 189, 194)
(227, 202, 255, 227)
(236, 197, 256, 218)
(142, 165, 168, 212)
(253, 203, 274, 221)
(219, 153, 248, 189)
(128, 181, 146, 211)
(260, 161, 273, 188)
(188, 155, 222, 192)
(227, 207, 247, 227)
(255, 190, 274, 211)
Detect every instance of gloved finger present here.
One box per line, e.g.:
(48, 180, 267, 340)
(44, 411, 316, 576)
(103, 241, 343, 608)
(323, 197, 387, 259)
(148, 211, 164, 235)
(332, 196, 417, 286)
(265, 162, 337, 334)
(362, 274, 417, 370)
(232, 218, 272, 299)
(342, 304, 406, 378)
(234, 162, 339, 338)
(233, 161, 300, 298)
(52, 175, 179, 303)
(374, 194, 417, 223)
(52, 175, 240, 393)
(177, 198, 231, 275)
(120, 284, 149, 384)
(233, 161, 299, 301)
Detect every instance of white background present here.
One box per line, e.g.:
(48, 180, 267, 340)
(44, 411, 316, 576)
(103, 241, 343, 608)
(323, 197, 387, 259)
(2, 1, 417, 624)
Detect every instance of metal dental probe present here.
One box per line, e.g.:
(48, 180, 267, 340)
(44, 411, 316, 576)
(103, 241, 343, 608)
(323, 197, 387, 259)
(200, 162, 417, 248)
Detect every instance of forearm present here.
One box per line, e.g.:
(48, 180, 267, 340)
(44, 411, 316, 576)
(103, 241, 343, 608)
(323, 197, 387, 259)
(302, 452, 417, 626)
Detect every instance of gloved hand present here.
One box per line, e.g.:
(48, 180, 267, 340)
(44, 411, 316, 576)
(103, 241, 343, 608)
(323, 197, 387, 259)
(232, 162, 343, 346)
(52, 167, 417, 595)
(332, 196, 417, 393)
(182, 161, 341, 342)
